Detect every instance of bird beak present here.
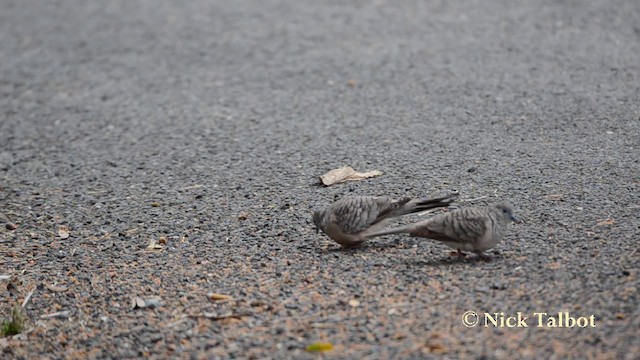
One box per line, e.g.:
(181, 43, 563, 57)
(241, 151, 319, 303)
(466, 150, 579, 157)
(511, 214, 521, 223)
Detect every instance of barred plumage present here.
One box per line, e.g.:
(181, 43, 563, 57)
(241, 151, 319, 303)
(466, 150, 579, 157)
(367, 202, 517, 257)
(313, 194, 457, 247)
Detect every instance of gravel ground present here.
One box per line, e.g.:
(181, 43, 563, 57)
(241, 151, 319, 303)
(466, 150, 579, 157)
(1, 0, 639, 359)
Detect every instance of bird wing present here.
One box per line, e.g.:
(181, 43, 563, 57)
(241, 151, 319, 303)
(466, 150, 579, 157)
(332, 196, 404, 234)
(413, 208, 489, 245)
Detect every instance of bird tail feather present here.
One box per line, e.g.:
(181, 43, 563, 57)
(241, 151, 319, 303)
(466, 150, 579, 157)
(401, 193, 458, 215)
(366, 225, 412, 238)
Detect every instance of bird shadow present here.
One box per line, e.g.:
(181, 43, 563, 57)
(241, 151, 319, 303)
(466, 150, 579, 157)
(311, 240, 505, 266)
(314, 240, 404, 254)
(406, 252, 504, 267)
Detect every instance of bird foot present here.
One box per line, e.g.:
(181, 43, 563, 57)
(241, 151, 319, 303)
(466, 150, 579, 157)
(474, 252, 492, 261)
(450, 249, 467, 258)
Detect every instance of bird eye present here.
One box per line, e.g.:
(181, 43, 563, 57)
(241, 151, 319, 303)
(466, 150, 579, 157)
(502, 208, 507, 213)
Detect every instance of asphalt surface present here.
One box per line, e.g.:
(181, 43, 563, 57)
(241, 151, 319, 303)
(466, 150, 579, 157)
(1, 0, 639, 358)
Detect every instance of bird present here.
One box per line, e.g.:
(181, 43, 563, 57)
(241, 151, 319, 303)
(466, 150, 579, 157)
(367, 202, 518, 258)
(312, 193, 458, 247)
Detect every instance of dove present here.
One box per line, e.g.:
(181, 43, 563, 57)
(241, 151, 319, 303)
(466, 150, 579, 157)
(367, 202, 517, 258)
(312, 194, 458, 247)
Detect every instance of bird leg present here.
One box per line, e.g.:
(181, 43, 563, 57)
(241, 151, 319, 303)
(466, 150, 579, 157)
(473, 251, 492, 261)
(450, 249, 467, 258)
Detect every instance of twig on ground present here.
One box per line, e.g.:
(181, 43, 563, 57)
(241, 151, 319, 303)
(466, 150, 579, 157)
(21, 287, 36, 308)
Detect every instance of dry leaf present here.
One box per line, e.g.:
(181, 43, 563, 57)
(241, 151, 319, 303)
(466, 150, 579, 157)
(208, 293, 233, 301)
(425, 333, 448, 354)
(306, 342, 334, 352)
(5, 223, 17, 230)
(547, 262, 562, 270)
(348, 299, 360, 307)
(426, 343, 448, 354)
(319, 166, 383, 186)
(146, 239, 164, 251)
(544, 194, 564, 201)
(151, 202, 161, 207)
(614, 312, 625, 319)
(595, 219, 615, 227)
(131, 297, 144, 309)
(158, 237, 168, 245)
(203, 311, 230, 319)
(143, 298, 162, 308)
(45, 284, 69, 293)
(131, 296, 162, 309)
(202, 311, 239, 320)
(238, 211, 248, 220)
(622, 287, 636, 297)
(58, 225, 70, 239)
(427, 278, 443, 292)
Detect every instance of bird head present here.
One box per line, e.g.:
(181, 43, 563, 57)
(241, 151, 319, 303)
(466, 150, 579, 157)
(492, 202, 518, 224)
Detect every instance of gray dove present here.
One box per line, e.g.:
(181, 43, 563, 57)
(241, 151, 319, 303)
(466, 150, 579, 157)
(313, 194, 458, 247)
(367, 202, 517, 258)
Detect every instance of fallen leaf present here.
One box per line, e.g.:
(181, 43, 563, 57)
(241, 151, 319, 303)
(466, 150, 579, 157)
(427, 278, 442, 292)
(158, 236, 168, 245)
(45, 284, 68, 293)
(5, 223, 17, 230)
(595, 219, 615, 227)
(622, 287, 636, 297)
(131, 296, 162, 309)
(426, 343, 448, 354)
(146, 239, 164, 251)
(547, 262, 562, 270)
(306, 342, 334, 352)
(425, 333, 448, 354)
(544, 194, 564, 201)
(202, 311, 244, 320)
(208, 293, 233, 301)
(58, 225, 70, 239)
(347, 79, 357, 87)
(238, 211, 248, 220)
(615, 313, 625, 320)
(151, 202, 161, 207)
(348, 299, 360, 307)
(319, 166, 383, 186)
(131, 297, 144, 309)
